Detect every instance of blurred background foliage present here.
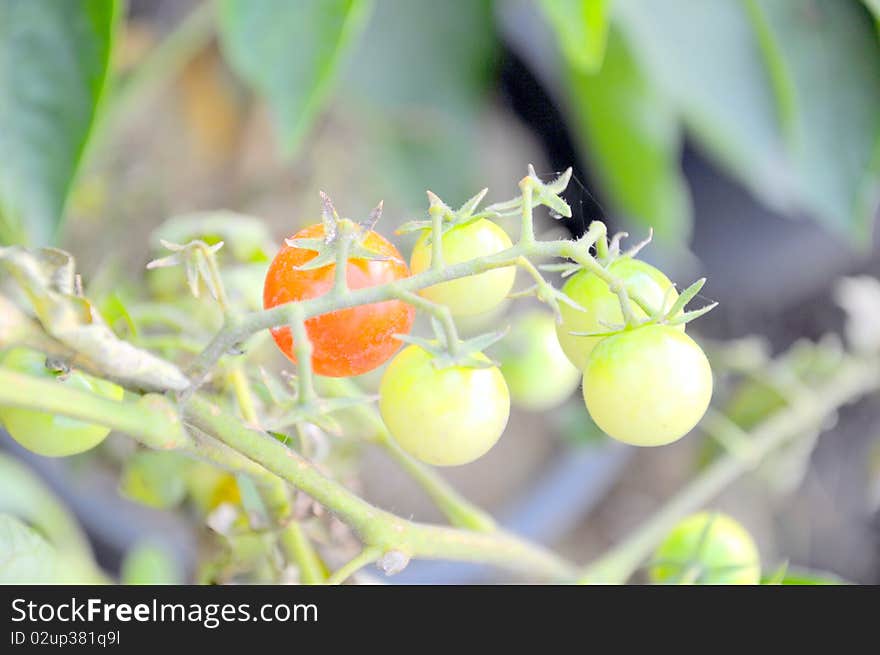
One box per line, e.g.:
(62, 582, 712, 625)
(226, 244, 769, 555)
(0, 0, 877, 251)
(1, 0, 879, 583)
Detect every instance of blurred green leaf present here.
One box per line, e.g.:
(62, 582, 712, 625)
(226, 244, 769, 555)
(540, 0, 611, 73)
(341, 0, 497, 208)
(0, 0, 119, 245)
(217, 0, 372, 157)
(0, 453, 95, 568)
(119, 450, 188, 509)
(615, 0, 880, 241)
(863, 0, 880, 31)
(0, 513, 63, 584)
(746, 0, 880, 243)
(121, 541, 182, 585)
(614, 0, 795, 213)
(564, 26, 692, 243)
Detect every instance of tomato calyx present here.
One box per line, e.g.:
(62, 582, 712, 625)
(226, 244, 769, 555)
(284, 192, 399, 271)
(568, 276, 716, 340)
(148, 238, 227, 301)
(396, 187, 491, 239)
(397, 166, 574, 240)
(395, 328, 508, 370)
(255, 367, 377, 435)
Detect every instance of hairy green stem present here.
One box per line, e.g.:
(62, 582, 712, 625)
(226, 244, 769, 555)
(279, 522, 327, 584)
(0, 370, 187, 450)
(393, 290, 460, 355)
(375, 431, 496, 532)
(326, 547, 382, 585)
(183, 395, 576, 580)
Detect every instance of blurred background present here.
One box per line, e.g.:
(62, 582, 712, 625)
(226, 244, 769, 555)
(1, 0, 879, 583)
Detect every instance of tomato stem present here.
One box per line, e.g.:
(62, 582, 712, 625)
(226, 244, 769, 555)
(326, 547, 382, 585)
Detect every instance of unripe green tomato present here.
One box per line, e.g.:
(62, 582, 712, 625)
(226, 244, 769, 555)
(650, 512, 761, 584)
(499, 311, 581, 411)
(582, 325, 712, 447)
(379, 344, 510, 466)
(556, 258, 681, 370)
(0, 348, 123, 457)
(410, 219, 515, 317)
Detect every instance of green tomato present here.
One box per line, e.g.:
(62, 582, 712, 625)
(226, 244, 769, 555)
(650, 512, 761, 585)
(379, 344, 510, 466)
(556, 258, 681, 370)
(582, 325, 712, 447)
(0, 348, 123, 457)
(410, 219, 515, 317)
(498, 311, 581, 411)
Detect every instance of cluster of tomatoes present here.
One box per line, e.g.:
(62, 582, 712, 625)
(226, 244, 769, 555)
(263, 214, 713, 467)
(0, 209, 711, 468)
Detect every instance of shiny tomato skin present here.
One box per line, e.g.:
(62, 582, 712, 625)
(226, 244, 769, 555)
(582, 325, 712, 447)
(556, 257, 681, 371)
(650, 512, 761, 585)
(0, 347, 124, 457)
(263, 224, 415, 377)
(410, 219, 515, 317)
(379, 345, 510, 466)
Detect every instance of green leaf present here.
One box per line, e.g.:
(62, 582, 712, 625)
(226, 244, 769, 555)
(340, 0, 497, 208)
(0, 453, 95, 568)
(540, 0, 611, 73)
(863, 0, 880, 33)
(217, 0, 372, 156)
(0, 514, 62, 584)
(614, 0, 795, 213)
(746, 0, 880, 243)
(564, 26, 692, 243)
(0, 0, 119, 245)
(119, 450, 189, 510)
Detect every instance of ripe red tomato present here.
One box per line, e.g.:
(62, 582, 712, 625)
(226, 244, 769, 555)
(263, 223, 415, 377)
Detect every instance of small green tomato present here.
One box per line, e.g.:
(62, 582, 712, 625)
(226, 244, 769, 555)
(410, 219, 515, 317)
(650, 512, 761, 585)
(0, 348, 123, 457)
(498, 311, 581, 411)
(582, 325, 712, 447)
(379, 344, 510, 466)
(556, 258, 681, 370)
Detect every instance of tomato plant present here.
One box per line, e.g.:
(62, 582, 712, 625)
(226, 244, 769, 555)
(263, 223, 415, 377)
(498, 310, 581, 411)
(410, 219, 515, 317)
(556, 258, 680, 370)
(649, 512, 761, 585)
(0, 348, 123, 457)
(582, 325, 712, 446)
(379, 344, 510, 466)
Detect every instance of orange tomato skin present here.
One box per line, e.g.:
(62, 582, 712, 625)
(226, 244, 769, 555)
(263, 224, 415, 377)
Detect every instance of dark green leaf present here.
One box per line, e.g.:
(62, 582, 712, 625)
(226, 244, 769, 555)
(217, 0, 372, 156)
(0, 0, 119, 245)
(564, 26, 692, 243)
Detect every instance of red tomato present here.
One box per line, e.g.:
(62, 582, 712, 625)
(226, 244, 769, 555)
(263, 223, 415, 377)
